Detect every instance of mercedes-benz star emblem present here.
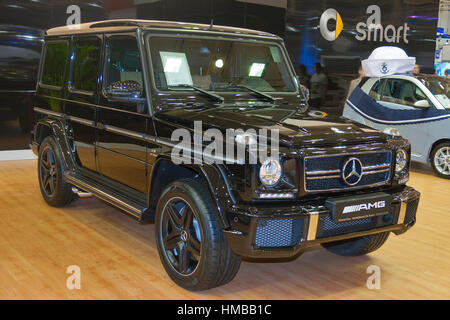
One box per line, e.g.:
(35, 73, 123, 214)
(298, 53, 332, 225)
(342, 157, 363, 186)
(180, 230, 188, 242)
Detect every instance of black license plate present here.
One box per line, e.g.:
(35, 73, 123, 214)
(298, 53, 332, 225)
(325, 192, 392, 223)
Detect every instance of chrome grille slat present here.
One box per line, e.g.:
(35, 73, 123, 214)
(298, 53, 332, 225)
(362, 168, 390, 175)
(306, 175, 341, 180)
(306, 165, 390, 180)
(306, 169, 341, 176)
(363, 164, 390, 170)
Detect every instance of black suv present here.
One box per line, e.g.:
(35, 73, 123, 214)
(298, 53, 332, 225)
(31, 20, 420, 291)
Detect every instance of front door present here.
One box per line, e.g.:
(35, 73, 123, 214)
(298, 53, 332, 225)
(96, 34, 150, 194)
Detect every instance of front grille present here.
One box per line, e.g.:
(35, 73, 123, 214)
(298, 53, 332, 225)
(404, 199, 419, 225)
(304, 151, 392, 192)
(317, 215, 376, 238)
(254, 218, 304, 248)
(316, 213, 395, 239)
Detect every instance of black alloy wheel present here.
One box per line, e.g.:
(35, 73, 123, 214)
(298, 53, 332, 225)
(155, 179, 241, 291)
(160, 197, 202, 275)
(39, 145, 58, 197)
(38, 136, 76, 207)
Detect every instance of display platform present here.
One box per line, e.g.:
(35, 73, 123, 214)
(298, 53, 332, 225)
(0, 160, 448, 300)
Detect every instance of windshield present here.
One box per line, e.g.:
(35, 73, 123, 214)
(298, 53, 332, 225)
(146, 35, 297, 94)
(420, 77, 450, 109)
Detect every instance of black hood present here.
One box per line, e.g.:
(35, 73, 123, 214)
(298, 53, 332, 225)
(155, 103, 388, 147)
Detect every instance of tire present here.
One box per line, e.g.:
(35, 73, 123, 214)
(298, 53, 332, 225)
(155, 178, 241, 291)
(322, 232, 390, 257)
(430, 142, 450, 179)
(38, 136, 77, 207)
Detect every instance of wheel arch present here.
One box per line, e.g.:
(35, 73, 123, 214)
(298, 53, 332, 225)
(34, 118, 76, 172)
(34, 120, 52, 145)
(143, 156, 234, 228)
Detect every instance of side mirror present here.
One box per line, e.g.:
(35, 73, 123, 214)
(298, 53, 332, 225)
(413, 99, 430, 108)
(107, 80, 142, 98)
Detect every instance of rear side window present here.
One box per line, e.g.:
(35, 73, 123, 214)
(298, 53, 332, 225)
(72, 38, 101, 92)
(41, 42, 68, 87)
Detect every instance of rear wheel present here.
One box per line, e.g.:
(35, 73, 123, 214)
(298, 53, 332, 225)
(322, 232, 390, 257)
(155, 178, 241, 291)
(431, 142, 450, 179)
(38, 136, 77, 207)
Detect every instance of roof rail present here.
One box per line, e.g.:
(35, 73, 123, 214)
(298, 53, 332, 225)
(89, 20, 141, 29)
(46, 19, 278, 38)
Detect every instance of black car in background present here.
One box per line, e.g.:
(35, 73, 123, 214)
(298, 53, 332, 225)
(0, 25, 42, 133)
(31, 20, 420, 291)
(0, 0, 107, 145)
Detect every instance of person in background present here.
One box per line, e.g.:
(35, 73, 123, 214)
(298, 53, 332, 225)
(295, 64, 310, 89)
(412, 64, 421, 75)
(445, 69, 449, 78)
(309, 63, 328, 108)
(347, 64, 365, 100)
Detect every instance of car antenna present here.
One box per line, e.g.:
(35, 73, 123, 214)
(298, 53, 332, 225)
(209, 19, 214, 31)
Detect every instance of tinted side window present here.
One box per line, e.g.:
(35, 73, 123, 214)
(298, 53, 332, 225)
(382, 79, 428, 107)
(42, 42, 68, 87)
(72, 38, 101, 92)
(105, 36, 144, 97)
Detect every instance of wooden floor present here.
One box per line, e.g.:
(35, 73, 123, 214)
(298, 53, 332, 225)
(0, 160, 449, 300)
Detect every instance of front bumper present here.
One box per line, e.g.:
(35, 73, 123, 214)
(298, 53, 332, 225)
(223, 186, 420, 259)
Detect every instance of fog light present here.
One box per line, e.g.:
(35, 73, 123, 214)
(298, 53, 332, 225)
(382, 214, 393, 223)
(259, 193, 294, 199)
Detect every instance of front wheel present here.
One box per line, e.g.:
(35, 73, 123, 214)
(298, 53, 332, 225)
(431, 142, 450, 179)
(155, 178, 241, 291)
(322, 232, 390, 257)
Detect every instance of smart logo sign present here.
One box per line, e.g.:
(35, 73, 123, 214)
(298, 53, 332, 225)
(320, 8, 344, 41)
(320, 5, 410, 44)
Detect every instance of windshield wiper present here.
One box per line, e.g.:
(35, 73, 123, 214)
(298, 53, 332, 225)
(167, 84, 224, 104)
(228, 84, 275, 103)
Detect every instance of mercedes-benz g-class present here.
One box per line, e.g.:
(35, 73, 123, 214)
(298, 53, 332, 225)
(31, 20, 420, 291)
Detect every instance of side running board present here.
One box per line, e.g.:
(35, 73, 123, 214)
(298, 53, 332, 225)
(64, 171, 147, 219)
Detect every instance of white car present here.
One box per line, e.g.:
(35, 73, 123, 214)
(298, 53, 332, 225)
(343, 74, 450, 179)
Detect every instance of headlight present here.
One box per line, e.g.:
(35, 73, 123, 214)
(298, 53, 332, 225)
(395, 149, 408, 173)
(259, 159, 282, 187)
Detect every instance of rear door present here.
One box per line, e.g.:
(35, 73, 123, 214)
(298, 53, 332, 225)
(96, 34, 150, 194)
(36, 39, 69, 123)
(65, 36, 102, 172)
